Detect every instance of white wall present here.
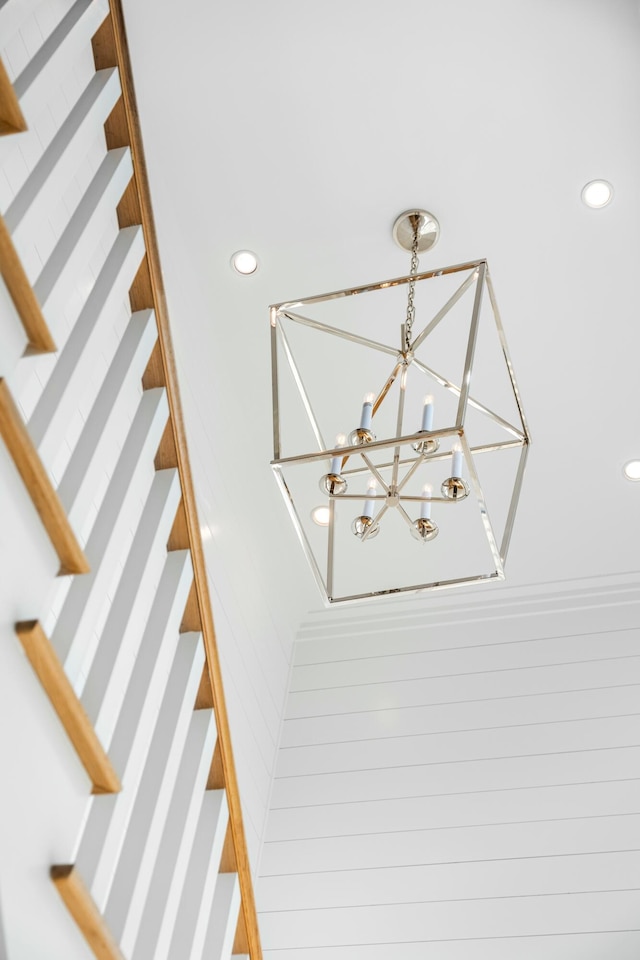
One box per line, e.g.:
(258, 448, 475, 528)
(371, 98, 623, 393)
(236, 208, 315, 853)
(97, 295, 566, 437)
(258, 576, 640, 959)
(0, 2, 244, 956)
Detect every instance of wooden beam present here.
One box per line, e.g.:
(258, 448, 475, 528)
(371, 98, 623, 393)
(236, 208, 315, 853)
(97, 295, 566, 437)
(0, 214, 56, 353)
(0, 379, 89, 575)
(93, 8, 263, 957)
(51, 865, 125, 960)
(0, 56, 27, 136)
(16, 620, 120, 794)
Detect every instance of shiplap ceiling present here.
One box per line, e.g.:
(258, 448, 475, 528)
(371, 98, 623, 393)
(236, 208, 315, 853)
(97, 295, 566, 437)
(121, 0, 640, 953)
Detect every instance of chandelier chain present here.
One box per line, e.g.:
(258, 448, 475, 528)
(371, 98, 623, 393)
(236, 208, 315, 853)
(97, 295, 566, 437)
(404, 220, 420, 351)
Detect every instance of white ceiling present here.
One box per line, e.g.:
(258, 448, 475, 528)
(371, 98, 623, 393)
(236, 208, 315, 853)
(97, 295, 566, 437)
(123, 0, 640, 620)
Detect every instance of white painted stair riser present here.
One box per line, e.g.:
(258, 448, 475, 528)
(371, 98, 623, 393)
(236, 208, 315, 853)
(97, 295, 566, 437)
(201, 872, 241, 960)
(169, 789, 229, 960)
(32, 146, 132, 321)
(104, 633, 208, 939)
(27, 226, 146, 462)
(57, 304, 156, 533)
(51, 387, 168, 685)
(12, 0, 109, 121)
(80, 466, 182, 729)
(5, 67, 121, 249)
(76, 552, 194, 904)
(130, 709, 217, 960)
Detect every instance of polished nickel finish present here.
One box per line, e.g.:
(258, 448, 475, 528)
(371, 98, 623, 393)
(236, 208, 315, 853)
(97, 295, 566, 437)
(352, 516, 380, 541)
(320, 473, 347, 496)
(270, 216, 529, 604)
(441, 476, 470, 501)
(411, 432, 440, 456)
(348, 427, 375, 446)
(392, 209, 440, 253)
(411, 517, 439, 542)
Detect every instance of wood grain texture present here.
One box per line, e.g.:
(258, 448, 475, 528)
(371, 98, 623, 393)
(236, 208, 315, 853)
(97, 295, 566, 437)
(16, 620, 120, 794)
(196, 660, 215, 711)
(0, 56, 27, 136)
(0, 379, 88, 575)
(0, 214, 55, 353)
(51, 865, 125, 960)
(91, 8, 263, 958)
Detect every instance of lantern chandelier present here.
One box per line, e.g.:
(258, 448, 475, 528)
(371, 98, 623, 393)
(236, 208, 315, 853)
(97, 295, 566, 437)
(270, 210, 530, 604)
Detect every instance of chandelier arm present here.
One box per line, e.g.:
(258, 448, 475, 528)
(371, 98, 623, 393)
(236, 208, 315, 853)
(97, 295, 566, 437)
(281, 310, 399, 358)
(277, 322, 326, 451)
(373, 362, 403, 417)
(359, 453, 390, 493)
(326, 493, 388, 501)
(342, 361, 403, 472)
(396, 502, 419, 532)
(361, 503, 388, 542)
(484, 267, 531, 441)
(395, 453, 427, 494)
(400, 494, 458, 504)
(411, 269, 479, 353)
(411, 358, 525, 440)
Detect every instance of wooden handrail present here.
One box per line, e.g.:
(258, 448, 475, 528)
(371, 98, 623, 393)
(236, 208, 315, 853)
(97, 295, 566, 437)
(92, 7, 263, 958)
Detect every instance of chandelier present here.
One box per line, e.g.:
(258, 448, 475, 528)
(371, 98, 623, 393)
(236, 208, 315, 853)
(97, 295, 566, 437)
(270, 210, 530, 604)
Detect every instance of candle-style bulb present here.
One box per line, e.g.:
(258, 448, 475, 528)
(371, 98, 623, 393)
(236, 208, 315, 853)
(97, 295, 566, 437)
(451, 443, 463, 478)
(360, 393, 375, 430)
(330, 434, 346, 475)
(420, 483, 432, 520)
(421, 395, 434, 432)
(363, 480, 377, 519)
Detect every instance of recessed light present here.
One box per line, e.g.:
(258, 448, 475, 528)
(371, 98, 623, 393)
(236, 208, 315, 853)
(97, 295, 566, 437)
(311, 505, 331, 526)
(231, 250, 258, 275)
(623, 460, 640, 481)
(581, 180, 613, 208)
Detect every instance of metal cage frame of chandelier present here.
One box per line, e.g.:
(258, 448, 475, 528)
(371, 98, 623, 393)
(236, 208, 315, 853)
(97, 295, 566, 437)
(269, 256, 531, 604)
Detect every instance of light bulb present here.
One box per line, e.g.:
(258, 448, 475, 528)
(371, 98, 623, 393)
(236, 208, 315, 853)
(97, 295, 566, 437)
(421, 395, 434, 432)
(231, 250, 258, 274)
(359, 394, 375, 431)
(420, 484, 432, 520)
(451, 444, 463, 478)
(623, 460, 640, 481)
(330, 434, 346, 475)
(311, 505, 331, 526)
(363, 481, 377, 519)
(581, 180, 613, 209)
